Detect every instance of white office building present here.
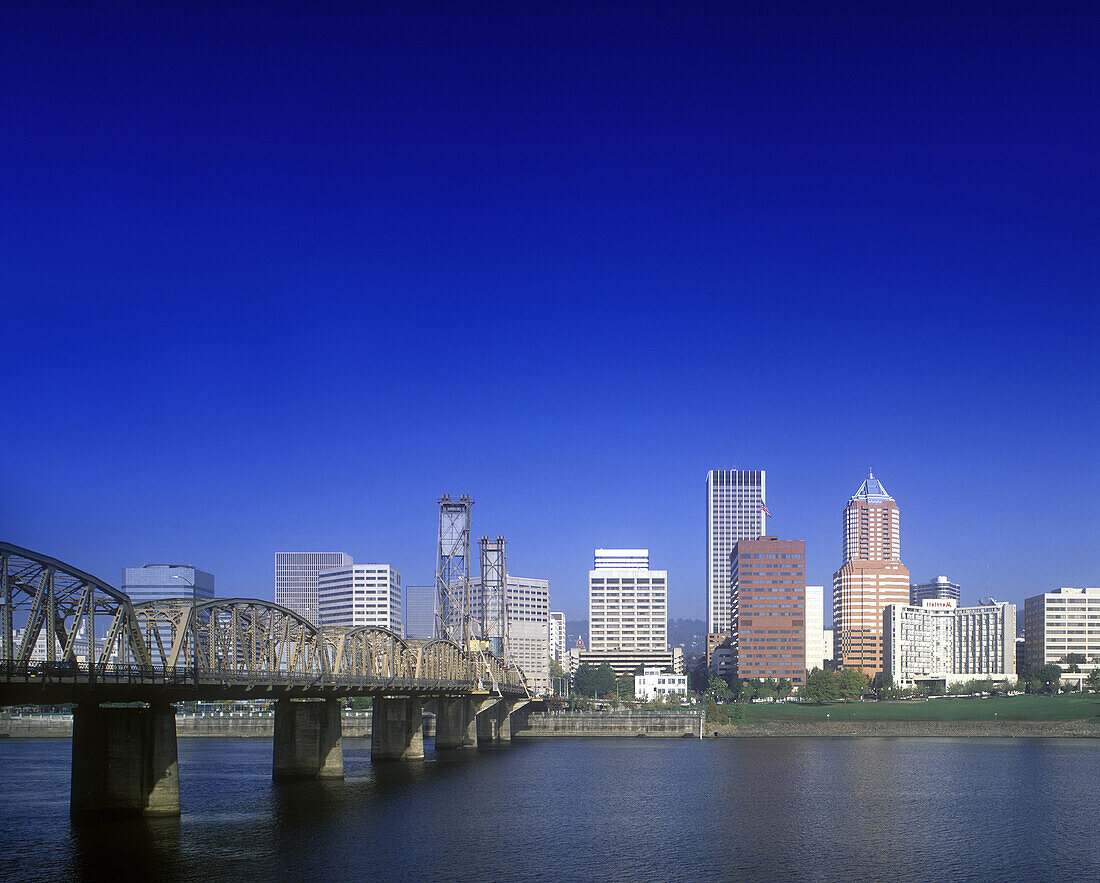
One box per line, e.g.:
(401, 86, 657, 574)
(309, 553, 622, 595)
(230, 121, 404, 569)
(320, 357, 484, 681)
(317, 564, 402, 634)
(634, 666, 688, 701)
(549, 611, 566, 668)
(473, 574, 551, 696)
(804, 585, 825, 672)
(706, 470, 766, 635)
(589, 549, 667, 652)
(1024, 587, 1100, 675)
(883, 598, 1016, 689)
(275, 552, 353, 626)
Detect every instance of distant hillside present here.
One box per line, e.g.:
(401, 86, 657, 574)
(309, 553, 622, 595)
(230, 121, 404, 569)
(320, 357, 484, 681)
(668, 618, 706, 652)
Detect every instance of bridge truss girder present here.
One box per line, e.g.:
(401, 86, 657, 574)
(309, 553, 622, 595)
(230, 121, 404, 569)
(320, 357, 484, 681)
(0, 542, 152, 675)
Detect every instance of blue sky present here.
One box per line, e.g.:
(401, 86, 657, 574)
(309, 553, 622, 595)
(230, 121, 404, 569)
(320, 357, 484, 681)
(3, 2, 1097, 622)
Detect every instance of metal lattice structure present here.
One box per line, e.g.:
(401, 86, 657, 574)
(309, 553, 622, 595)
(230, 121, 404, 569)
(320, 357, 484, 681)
(0, 542, 529, 704)
(134, 598, 324, 678)
(436, 495, 473, 645)
(478, 535, 507, 661)
(0, 542, 152, 675)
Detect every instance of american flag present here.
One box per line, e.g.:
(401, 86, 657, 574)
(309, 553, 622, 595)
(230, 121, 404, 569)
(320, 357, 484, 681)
(760, 500, 772, 518)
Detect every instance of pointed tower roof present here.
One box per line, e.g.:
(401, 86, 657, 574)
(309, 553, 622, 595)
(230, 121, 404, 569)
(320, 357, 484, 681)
(851, 469, 894, 503)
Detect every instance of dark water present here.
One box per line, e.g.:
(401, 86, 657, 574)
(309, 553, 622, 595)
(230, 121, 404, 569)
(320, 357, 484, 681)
(1, 736, 1099, 882)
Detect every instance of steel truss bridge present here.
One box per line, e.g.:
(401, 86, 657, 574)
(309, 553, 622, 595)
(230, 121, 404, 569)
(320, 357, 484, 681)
(0, 542, 534, 820)
(0, 542, 529, 703)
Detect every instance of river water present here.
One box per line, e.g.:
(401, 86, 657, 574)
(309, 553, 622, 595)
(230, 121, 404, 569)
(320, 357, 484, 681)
(0, 736, 1098, 881)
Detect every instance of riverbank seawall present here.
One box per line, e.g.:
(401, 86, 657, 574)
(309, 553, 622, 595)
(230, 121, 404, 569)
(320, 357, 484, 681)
(708, 719, 1100, 738)
(0, 712, 382, 739)
(515, 712, 705, 738)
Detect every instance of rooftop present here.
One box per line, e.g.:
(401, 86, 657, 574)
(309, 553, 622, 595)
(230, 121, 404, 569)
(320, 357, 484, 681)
(851, 469, 894, 503)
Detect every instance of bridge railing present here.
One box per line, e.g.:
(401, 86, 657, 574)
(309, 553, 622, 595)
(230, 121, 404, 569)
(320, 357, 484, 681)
(0, 661, 493, 694)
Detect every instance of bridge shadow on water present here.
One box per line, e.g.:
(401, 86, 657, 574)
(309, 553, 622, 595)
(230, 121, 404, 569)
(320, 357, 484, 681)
(268, 737, 500, 836)
(66, 815, 183, 881)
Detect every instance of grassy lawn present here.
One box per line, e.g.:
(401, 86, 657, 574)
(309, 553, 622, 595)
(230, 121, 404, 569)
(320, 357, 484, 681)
(739, 693, 1100, 722)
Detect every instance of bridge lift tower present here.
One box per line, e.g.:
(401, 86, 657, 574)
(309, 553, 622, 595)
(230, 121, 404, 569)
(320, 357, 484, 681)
(435, 495, 473, 645)
(478, 536, 507, 663)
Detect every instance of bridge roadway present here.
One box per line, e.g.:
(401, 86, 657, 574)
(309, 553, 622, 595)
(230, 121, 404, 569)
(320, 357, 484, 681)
(0, 542, 534, 821)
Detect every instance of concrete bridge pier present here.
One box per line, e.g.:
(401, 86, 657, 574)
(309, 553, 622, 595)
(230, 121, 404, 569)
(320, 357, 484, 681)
(434, 697, 478, 750)
(371, 698, 424, 761)
(70, 701, 180, 821)
(476, 698, 511, 746)
(273, 699, 344, 780)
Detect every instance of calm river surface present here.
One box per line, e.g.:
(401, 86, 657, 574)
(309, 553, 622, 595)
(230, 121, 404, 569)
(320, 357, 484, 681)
(1, 736, 1098, 881)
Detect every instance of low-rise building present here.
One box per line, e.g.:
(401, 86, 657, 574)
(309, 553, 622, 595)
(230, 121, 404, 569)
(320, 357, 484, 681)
(708, 635, 736, 679)
(634, 666, 688, 701)
(883, 598, 1015, 690)
(568, 647, 684, 681)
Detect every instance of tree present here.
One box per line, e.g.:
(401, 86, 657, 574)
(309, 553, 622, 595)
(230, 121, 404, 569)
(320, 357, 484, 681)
(615, 675, 636, 702)
(707, 675, 733, 701)
(1036, 663, 1062, 694)
(802, 668, 839, 704)
(1060, 653, 1085, 673)
(758, 678, 778, 701)
(776, 679, 793, 700)
(573, 662, 617, 698)
(873, 673, 900, 700)
(1087, 669, 1100, 693)
(836, 668, 868, 700)
(740, 679, 758, 702)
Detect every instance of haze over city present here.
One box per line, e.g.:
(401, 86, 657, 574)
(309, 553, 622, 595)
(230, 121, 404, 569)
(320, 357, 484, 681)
(3, 3, 1097, 622)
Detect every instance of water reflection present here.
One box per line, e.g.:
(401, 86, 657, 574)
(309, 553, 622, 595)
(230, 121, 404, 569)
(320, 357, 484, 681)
(2, 736, 1099, 882)
(66, 815, 181, 881)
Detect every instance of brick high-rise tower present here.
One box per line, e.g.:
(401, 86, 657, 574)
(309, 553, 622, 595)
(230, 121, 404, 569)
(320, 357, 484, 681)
(832, 471, 909, 678)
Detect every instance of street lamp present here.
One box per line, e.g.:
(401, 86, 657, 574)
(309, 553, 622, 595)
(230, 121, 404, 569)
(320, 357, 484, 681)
(170, 573, 200, 688)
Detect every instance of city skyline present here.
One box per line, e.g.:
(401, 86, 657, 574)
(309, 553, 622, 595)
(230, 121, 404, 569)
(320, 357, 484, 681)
(3, 4, 1096, 623)
(6, 463, 1094, 625)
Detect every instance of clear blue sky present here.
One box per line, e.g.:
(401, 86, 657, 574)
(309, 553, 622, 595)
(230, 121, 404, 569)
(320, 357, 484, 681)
(3, 2, 1097, 623)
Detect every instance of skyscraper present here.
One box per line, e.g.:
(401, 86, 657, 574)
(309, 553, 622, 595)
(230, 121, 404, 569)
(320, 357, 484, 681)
(122, 564, 215, 605)
(731, 537, 807, 686)
(706, 470, 766, 635)
(122, 564, 215, 668)
(910, 576, 961, 606)
(804, 585, 825, 672)
(549, 611, 566, 668)
(588, 549, 667, 652)
(274, 552, 353, 626)
(832, 471, 909, 678)
(472, 573, 551, 695)
(404, 585, 437, 639)
(317, 563, 402, 633)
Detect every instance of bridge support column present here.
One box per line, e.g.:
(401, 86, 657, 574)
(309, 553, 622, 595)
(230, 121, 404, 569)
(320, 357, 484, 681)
(434, 697, 477, 750)
(476, 698, 512, 746)
(371, 698, 424, 761)
(71, 702, 180, 821)
(273, 699, 344, 780)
